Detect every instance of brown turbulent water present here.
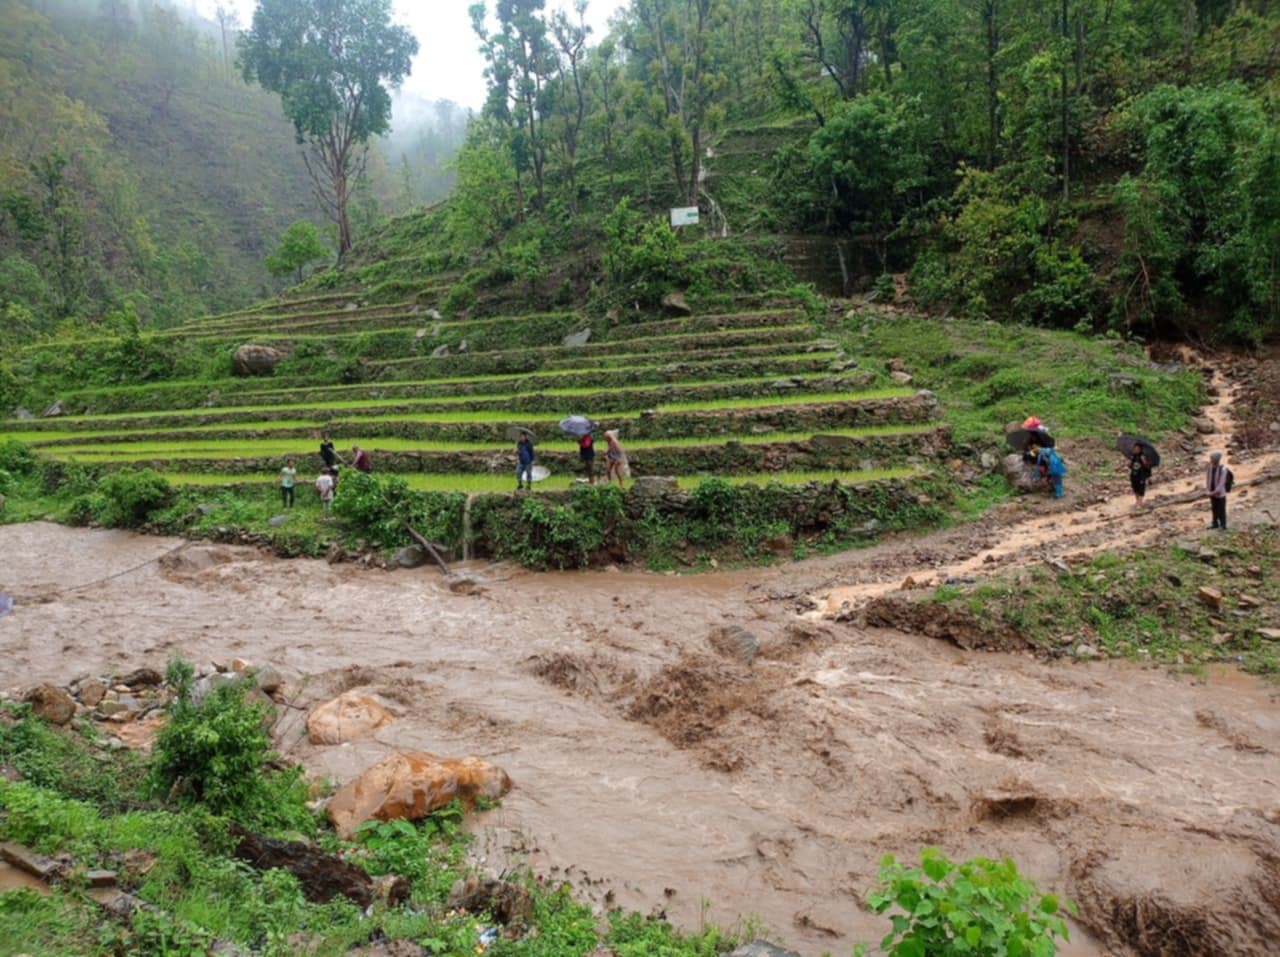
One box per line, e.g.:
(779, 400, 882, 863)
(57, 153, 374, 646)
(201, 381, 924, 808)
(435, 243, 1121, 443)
(2, 507, 1278, 956)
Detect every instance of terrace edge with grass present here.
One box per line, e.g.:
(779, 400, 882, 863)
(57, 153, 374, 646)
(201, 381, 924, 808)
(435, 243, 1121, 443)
(894, 529, 1280, 679)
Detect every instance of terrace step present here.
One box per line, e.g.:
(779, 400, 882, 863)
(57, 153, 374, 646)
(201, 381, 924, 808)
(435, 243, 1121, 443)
(65, 424, 947, 478)
(20, 393, 933, 454)
(50, 353, 849, 416)
(18, 379, 871, 440)
(8, 384, 917, 439)
(367, 335, 833, 380)
(605, 308, 807, 341)
(167, 306, 581, 342)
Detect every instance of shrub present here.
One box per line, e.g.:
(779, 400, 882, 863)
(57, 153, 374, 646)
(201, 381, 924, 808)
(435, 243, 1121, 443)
(603, 198, 683, 305)
(0, 439, 37, 475)
(493, 485, 625, 569)
(330, 472, 463, 550)
(148, 658, 312, 831)
(860, 847, 1073, 956)
(93, 468, 173, 528)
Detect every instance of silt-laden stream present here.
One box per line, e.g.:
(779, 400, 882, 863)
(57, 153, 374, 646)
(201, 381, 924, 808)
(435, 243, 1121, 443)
(2, 513, 1278, 956)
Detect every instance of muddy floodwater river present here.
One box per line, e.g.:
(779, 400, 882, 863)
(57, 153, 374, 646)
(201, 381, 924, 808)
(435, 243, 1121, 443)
(2, 521, 1278, 956)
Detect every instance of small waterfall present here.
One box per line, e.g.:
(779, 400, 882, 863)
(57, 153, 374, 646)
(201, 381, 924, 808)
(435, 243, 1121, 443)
(461, 493, 476, 562)
(698, 187, 730, 237)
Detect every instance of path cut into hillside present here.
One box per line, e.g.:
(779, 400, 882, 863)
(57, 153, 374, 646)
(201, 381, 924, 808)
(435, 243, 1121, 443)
(2, 355, 1278, 957)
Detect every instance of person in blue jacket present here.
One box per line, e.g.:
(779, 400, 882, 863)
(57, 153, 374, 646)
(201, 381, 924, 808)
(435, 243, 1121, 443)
(516, 431, 535, 490)
(1034, 444, 1068, 499)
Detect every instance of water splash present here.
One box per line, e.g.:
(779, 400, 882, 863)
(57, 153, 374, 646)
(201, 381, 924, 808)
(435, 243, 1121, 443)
(461, 493, 476, 562)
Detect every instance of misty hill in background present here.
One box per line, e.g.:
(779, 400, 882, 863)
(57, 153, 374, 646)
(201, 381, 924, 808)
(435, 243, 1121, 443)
(0, 0, 467, 340)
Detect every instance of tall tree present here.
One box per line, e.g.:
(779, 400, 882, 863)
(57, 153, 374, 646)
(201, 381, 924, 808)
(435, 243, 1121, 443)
(237, 0, 417, 257)
(549, 2, 591, 213)
(625, 0, 724, 206)
(214, 5, 239, 80)
(471, 0, 559, 217)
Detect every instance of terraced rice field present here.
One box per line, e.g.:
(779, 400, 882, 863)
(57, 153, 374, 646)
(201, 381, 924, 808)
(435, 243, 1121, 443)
(2, 291, 945, 493)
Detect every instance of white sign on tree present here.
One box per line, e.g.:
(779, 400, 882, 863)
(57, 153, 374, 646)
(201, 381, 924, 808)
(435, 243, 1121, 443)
(669, 206, 699, 227)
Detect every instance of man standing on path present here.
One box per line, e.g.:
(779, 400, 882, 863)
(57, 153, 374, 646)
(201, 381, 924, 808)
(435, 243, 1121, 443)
(1205, 451, 1230, 529)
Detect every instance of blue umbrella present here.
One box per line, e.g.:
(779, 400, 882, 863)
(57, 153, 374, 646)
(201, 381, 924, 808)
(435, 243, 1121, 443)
(559, 415, 595, 437)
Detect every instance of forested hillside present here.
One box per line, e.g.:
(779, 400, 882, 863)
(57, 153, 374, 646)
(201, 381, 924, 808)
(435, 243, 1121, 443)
(2, 0, 1278, 361)
(0, 0, 467, 344)
(427, 0, 1280, 344)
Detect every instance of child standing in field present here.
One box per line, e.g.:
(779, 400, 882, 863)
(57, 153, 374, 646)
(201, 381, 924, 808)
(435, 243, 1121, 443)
(277, 459, 297, 508)
(516, 431, 535, 490)
(315, 468, 335, 513)
(1035, 445, 1067, 499)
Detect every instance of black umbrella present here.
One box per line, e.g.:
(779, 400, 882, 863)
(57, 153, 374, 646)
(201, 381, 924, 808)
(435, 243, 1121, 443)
(507, 425, 537, 442)
(1117, 434, 1160, 468)
(1005, 427, 1055, 452)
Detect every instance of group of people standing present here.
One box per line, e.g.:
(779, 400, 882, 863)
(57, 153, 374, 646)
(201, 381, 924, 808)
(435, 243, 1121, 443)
(1126, 438, 1231, 528)
(1021, 417, 1233, 529)
(515, 427, 629, 489)
(276, 426, 630, 511)
(275, 433, 373, 513)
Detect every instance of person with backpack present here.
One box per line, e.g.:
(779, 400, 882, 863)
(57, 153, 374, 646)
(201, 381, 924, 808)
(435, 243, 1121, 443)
(1205, 451, 1231, 529)
(1034, 444, 1067, 499)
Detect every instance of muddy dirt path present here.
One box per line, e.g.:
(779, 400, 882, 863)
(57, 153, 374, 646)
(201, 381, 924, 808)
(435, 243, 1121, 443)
(2, 364, 1279, 957)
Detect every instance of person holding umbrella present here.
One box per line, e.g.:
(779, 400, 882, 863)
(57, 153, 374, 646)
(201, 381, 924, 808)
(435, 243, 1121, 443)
(1117, 434, 1160, 508)
(559, 416, 597, 485)
(516, 430, 535, 490)
(578, 430, 596, 484)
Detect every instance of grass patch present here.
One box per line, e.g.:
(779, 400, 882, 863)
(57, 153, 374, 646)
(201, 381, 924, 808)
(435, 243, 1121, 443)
(841, 313, 1203, 447)
(156, 467, 919, 494)
(30, 423, 937, 459)
(925, 528, 1280, 677)
(0, 693, 744, 956)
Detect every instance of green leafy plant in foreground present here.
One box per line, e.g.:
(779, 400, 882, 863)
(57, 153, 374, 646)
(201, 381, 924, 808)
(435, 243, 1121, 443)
(147, 658, 313, 831)
(859, 847, 1072, 957)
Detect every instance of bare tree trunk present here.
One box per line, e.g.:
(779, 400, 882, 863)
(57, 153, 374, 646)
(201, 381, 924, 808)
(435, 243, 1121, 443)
(1061, 0, 1071, 202)
(983, 0, 1001, 168)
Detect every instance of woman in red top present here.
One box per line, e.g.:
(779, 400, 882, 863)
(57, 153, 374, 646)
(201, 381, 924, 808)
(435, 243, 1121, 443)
(578, 432, 595, 485)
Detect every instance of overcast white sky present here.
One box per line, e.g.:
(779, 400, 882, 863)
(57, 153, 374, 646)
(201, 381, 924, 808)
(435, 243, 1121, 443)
(188, 0, 627, 111)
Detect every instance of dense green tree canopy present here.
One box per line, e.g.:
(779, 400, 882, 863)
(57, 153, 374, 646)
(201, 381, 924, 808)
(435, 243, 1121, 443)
(237, 0, 418, 256)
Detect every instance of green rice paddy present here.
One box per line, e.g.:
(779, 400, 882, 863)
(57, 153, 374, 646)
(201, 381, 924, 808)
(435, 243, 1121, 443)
(161, 467, 917, 493)
(3, 388, 910, 431)
(30, 423, 937, 460)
